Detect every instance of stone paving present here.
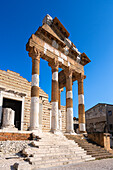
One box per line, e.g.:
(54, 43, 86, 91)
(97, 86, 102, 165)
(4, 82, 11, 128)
(37, 158, 113, 170)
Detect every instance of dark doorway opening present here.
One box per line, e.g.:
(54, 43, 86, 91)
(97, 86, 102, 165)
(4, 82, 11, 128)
(2, 98, 22, 130)
(74, 124, 79, 133)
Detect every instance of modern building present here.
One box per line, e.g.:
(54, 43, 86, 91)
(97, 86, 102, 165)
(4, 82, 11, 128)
(85, 103, 113, 135)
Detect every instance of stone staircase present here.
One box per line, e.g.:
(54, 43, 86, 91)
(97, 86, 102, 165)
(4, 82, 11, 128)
(65, 134, 113, 160)
(20, 132, 95, 169)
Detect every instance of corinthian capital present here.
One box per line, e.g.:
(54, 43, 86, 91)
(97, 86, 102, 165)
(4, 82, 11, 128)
(29, 46, 43, 60)
(77, 74, 86, 82)
(64, 68, 73, 79)
(48, 58, 59, 71)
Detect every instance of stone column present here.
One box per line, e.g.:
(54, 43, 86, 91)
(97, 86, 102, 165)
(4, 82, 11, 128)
(58, 88, 62, 131)
(103, 133, 111, 151)
(65, 69, 74, 133)
(29, 47, 41, 131)
(49, 60, 59, 133)
(2, 108, 17, 131)
(78, 74, 86, 133)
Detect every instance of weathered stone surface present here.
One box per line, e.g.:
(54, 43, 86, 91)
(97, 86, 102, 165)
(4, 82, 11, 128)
(0, 140, 30, 154)
(0, 69, 66, 132)
(21, 133, 94, 169)
(85, 103, 113, 134)
(2, 108, 18, 131)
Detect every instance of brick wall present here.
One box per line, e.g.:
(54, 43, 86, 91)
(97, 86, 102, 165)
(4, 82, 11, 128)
(0, 132, 31, 141)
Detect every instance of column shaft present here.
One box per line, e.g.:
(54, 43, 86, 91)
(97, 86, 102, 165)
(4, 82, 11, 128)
(65, 70, 74, 133)
(29, 48, 41, 131)
(78, 75, 86, 133)
(58, 89, 62, 131)
(51, 62, 59, 133)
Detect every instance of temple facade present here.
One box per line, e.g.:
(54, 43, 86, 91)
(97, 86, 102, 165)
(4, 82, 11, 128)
(0, 14, 90, 134)
(26, 14, 90, 134)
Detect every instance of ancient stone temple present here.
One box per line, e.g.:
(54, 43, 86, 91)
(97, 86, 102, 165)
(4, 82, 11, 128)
(0, 14, 90, 134)
(3, 15, 113, 170)
(0, 69, 66, 132)
(26, 14, 91, 134)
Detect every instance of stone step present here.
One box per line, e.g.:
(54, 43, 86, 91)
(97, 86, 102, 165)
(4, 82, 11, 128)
(30, 142, 84, 152)
(36, 137, 68, 140)
(32, 159, 84, 169)
(37, 145, 79, 149)
(87, 151, 109, 154)
(48, 147, 83, 152)
(30, 150, 86, 158)
(65, 135, 113, 161)
(79, 145, 101, 149)
(84, 157, 95, 161)
(81, 154, 92, 159)
(21, 133, 96, 169)
(23, 148, 87, 157)
(91, 153, 113, 157)
(84, 148, 106, 152)
(29, 156, 85, 166)
(30, 153, 82, 161)
(34, 141, 76, 145)
(78, 144, 98, 147)
(95, 155, 113, 159)
(31, 141, 78, 147)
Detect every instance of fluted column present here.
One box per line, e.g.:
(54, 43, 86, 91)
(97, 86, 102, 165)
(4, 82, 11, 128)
(65, 69, 74, 133)
(49, 60, 59, 133)
(58, 88, 62, 131)
(78, 74, 86, 133)
(29, 47, 41, 131)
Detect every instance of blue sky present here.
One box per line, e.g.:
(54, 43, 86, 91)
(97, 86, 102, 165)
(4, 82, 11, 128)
(0, 0, 113, 118)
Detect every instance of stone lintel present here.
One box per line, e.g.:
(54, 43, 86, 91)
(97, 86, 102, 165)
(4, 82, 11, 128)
(26, 35, 84, 74)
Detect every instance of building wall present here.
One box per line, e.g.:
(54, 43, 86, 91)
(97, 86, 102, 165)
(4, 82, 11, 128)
(85, 104, 107, 133)
(0, 69, 66, 132)
(106, 105, 113, 133)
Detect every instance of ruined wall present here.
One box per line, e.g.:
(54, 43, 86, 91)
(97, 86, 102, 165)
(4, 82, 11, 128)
(88, 132, 111, 150)
(0, 70, 31, 130)
(0, 69, 66, 132)
(107, 105, 113, 133)
(85, 104, 107, 133)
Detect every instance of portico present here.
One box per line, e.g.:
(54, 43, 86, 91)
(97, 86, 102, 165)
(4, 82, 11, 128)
(27, 14, 91, 134)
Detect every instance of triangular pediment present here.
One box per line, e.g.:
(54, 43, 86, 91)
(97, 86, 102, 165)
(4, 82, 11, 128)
(34, 14, 91, 66)
(35, 23, 66, 48)
(42, 24, 61, 41)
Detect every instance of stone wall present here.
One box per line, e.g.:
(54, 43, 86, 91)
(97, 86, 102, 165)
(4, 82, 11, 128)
(107, 105, 113, 133)
(85, 104, 107, 133)
(88, 132, 111, 150)
(88, 132, 104, 146)
(0, 69, 66, 132)
(0, 132, 31, 141)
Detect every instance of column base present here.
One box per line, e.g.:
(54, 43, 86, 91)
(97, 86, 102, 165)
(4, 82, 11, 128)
(1, 126, 18, 132)
(50, 129, 63, 135)
(29, 127, 42, 133)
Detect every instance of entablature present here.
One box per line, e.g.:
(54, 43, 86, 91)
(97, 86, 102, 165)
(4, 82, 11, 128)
(26, 34, 84, 75)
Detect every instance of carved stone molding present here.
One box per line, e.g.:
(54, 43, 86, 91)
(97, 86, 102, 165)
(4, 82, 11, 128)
(29, 46, 43, 60)
(64, 68, 73, 79)
(48, 58, 59, 71)
(77, 74, 86, 83)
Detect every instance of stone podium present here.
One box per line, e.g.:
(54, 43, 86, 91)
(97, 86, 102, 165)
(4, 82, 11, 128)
(2, 108, 18, 131)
